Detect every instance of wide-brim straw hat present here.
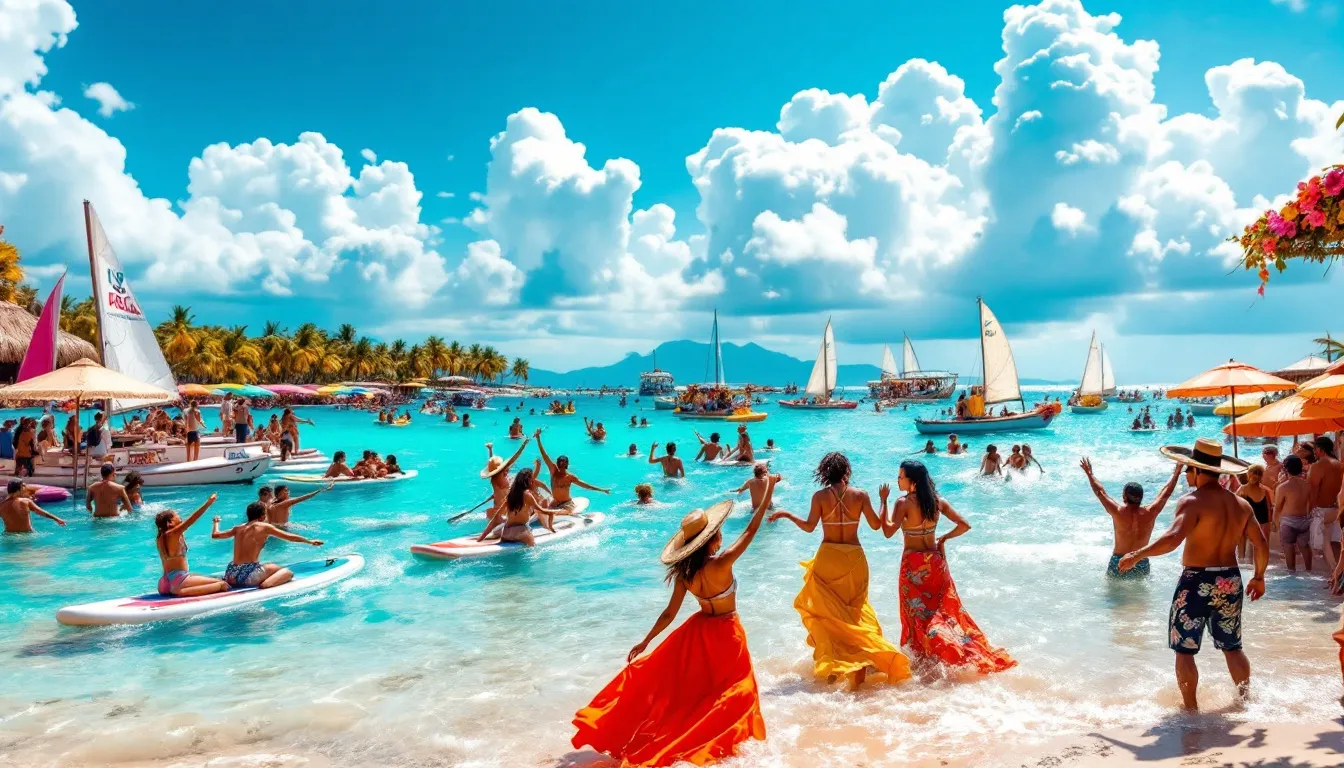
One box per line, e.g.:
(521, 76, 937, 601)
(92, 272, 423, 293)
(479, 456, 507, 479)
(1159, 437, 1251, 474)
(661, 500, 735, 565)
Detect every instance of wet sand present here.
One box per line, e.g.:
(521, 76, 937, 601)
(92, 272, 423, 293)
(1010, 718, 1344, 767)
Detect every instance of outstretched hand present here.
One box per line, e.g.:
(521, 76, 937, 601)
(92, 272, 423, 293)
(1079, 457, 1093, 476)
(878, 483, 890, 503)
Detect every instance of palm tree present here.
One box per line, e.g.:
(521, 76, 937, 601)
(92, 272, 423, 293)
(60, 296, 99, 344)
(14, 283, 40, 314)
(157, 305, 199, 364)
(510, 358, 530, 385)
(422, 335, 449, 378)
(344, 337, 378, 379)
(465, 343, 485, 381)
(1316, 333, 1343, 363)
(445, 340, 465, 377)
(0, 227, 24, 305)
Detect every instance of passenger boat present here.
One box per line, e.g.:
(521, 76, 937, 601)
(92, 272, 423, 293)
(672, 310, 767, 422)
(1068, 332, 1109, 414)
(11, 452, 271, 488)
(915, 299, 1060, 434)
(778, 319, 857, 410)
(868, 334, 958, 402)
(638, 350, 676, 398)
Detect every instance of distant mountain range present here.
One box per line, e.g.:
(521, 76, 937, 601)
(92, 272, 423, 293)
(528, 340, 1071, 388)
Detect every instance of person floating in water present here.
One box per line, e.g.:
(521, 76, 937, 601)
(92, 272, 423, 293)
(155, 493, 227, 596)
(584, 417, 607, 443)
(769, 452, 910, 688)
(1, 480, 66, 533)
(880, 460, 1015, 674)
(211, 501, 325, 589)
(572, 479, 775, 766)
(648, 442, 685, 478)
(693, 430, 725, 462)
(1117, 438, 1267, 711)
(1080, 457, 1181, 579)
(536, 429, 611, 511)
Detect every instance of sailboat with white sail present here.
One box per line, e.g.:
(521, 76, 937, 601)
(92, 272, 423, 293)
(1068, 332, 1109, 413)
(673, 310, 766, 422)
(779, 318, 857, 410)
(914, 299, 1060, 434)
(867, 335, 959, 401)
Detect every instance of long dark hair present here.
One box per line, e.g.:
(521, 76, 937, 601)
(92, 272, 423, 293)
(506, 468, 534, 511)
(154, 510, 175, 545)
(665, 530, 721, 585)
(900, 460, 939, 523)
(814, 452, 851, 486)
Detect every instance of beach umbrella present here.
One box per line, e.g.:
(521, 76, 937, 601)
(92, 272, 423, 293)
(1167, 360, 1297, 457)
(1299, 374, 1344, 402)
(1221, 393, 1344, 439)
(1213, 392, 1268, 417)
(0, 358, 175, 489)
(178, 383, 214, 397)
(261, 384, 317, 397)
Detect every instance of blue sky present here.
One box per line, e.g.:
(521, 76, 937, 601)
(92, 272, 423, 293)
(3, 0, 1343, 379)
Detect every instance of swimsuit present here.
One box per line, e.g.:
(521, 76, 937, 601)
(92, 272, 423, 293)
(1107, 554, 1150, 578)
(1310, 507, 1343, 549)
(1280, 515, 1312, 548)
(1168, 566, 1243, 654)
(500, 523, 532, 542)
(187, 430, 200, 443)
(693, 579, 738, 616)
(234, 423, 249, 444)
(224, 561, 266, 588)
(1246, 495, 1269, 525)
(158, 570, 190, 596)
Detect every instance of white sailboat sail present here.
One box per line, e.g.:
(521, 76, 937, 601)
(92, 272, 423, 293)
(1100, 346, 1116, 395)
(804, 319, 837, 398)
(86, 202, 177, 412)
(879, 345, 898, 378)
(901, 334, 921, 377)
(712, 310, 726, 385)
(1078, 332, 1104, 396)
(978, 299, 1022, 406)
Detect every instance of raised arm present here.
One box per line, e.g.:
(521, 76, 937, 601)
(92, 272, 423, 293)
(167, 493, 218, 537)
(535, 432, 557, 473)
(647, 443, 661, 465)
(720, 477, 776, 565)
(859, 488, 883, 531)
(769, 489, 820, 532)
(1121, 496, 1197, 570)
(502, 438, 530, 473)
(879, 486, 901, 538)
(1146, 463, 1183, 516)
(936, 499, 971, 555)
(1079, 458, 1119, 514)
(291, 485, 329, 505)
(210, 516, 236, 539)
(627, 579, 688, 662)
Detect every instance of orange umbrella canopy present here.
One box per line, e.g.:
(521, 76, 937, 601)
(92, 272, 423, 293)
(1222, 393, 1344, 438)
(1167, 360, 1297, 398)
(1299, 374, 1344, 401)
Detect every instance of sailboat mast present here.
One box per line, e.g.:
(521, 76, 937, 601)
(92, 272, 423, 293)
(824, 318, 832, 395)
(83, 201, 104, 364)
(976, 297, 986, 398)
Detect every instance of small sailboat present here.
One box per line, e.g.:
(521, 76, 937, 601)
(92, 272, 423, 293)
(915, 299, 1060, 434)
(867, 335, 958, 401)
(779, 318, 857, 410)
(1069, 332, 1109, 413)
(673, 310, 766, 422)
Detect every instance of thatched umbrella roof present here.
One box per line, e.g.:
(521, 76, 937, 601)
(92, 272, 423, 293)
(0, 300, 99, 366)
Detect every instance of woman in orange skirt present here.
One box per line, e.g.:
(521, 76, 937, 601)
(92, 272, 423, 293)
(572, 478, 775, 767)
(881, 460, 1015, 674)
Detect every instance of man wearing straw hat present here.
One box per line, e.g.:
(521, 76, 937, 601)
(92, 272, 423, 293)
(1118, 438, 1268, 711)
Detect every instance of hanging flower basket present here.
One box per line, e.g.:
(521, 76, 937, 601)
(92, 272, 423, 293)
(1234, 165, 1344, 294)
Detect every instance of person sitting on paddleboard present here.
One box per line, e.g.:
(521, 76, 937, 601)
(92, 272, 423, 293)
(385, 455, 404, 475)
(693, 431, 725, 462)
(478, 468, 564, 546)
(1, 480, 66, 533)
(155, 493, 228, 597)
(324, 451, 355, 479)
(481, 439, 533, 514)
(211, 501, 324, 589)
(265, 483, 333, 527)
(536, 429, 611, 511)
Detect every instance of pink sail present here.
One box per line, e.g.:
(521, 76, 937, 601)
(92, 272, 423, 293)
(16, 273, 67, 382)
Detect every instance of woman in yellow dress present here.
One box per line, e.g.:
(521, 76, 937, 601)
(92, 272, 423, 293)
(769, 452, 910, 688)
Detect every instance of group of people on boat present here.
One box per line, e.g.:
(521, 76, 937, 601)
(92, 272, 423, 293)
(675, 386, 741, 414)
(323, 450, 405, 479)
(376, 409, 412, 424)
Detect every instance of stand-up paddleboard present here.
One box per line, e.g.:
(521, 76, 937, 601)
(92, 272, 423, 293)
(548, 496, 590, 515)
(278, 470, 419, 487)
(706, 457, 769, 468)
(264, 459, 330, 474)
(412, 513, 605, 560)
(1129, 427, 1160, 433)
(56, 555, 364, 626)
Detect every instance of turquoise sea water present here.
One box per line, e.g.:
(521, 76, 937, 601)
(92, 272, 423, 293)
(1, 391, 1340, 767)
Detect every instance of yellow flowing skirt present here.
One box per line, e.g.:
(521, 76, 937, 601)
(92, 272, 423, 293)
(794, 543, 910, 683)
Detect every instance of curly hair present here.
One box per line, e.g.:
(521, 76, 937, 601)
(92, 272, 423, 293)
(814, 451, 851, 486)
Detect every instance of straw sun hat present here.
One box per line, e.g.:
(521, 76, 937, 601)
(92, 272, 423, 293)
(479, 456, 507, 479)
(1160, 437, 1251, 474)
(661, 500, 735, 564)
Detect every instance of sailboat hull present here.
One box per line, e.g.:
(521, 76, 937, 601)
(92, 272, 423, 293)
(777, 400, 858, 410)
(673, 409, 768, 423)
(653, 396, 678, 410)
(1069, 403, 1109, 414)
(914, 410, 1056, 434)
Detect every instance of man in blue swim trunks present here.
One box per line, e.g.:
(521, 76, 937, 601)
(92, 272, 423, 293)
(1118, 438, 1268, 710)
(1080, 457, 1181, 578)
(211, 501, 324, 589)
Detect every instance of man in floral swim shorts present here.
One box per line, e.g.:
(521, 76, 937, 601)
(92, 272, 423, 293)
(1118, 438, 1268, 711)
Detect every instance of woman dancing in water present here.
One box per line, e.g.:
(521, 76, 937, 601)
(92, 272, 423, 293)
(573, 478, 774, 767)
(769, 452, 910, 688)
(880, 460, 1015, 674)
(154, 493, 229, 597)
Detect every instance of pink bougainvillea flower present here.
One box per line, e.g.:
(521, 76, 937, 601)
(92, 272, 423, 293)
(1263, 236, 1278, 254)
(1258, 284, 1265, 297)
(1267, 211, 1290, 236)
(1324, 168, 1344, 197)
(1306, 209, 1326, 228)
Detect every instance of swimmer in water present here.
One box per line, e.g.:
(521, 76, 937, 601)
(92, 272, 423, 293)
(124, 471, 145, 508)
(627, 443, 639, 457)
(648, 442, 685, 478)
(635, 483, 655, 505)
(693, 430, 725, 462)
(584, 417, 607, 443)
(1, 480, 66, 533)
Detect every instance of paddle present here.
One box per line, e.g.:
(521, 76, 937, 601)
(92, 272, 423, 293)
(449, 495, 493, 523)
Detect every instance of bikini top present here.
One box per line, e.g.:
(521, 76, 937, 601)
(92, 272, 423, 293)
(158, 535, 188, 560)
(821, 485, 860, 527)
(902, 497, 940, 537)
(692, 579, 737, 615)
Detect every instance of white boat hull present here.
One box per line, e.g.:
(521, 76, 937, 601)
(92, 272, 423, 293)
(914, 410, 1056, 434)
(18, 454, 271, 488)
(1069, 403, 1108, 414)
(653, 397, 678, 410)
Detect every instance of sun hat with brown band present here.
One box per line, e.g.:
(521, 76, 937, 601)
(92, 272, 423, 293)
(479, 455, 507, 479)
(1159, 437, 1251, 474)
(661, 500, 735, 565)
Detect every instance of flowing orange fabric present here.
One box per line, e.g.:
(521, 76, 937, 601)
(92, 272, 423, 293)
(899, 550, 1016, 674)
(794, 543, 911, 683)
(572, 612, 764, 767)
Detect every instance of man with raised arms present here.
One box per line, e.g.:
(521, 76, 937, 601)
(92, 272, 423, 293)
(86, 464, 134, 518)
(1118, 438, 1267, 711)
(693, 430, 725, 462)
(535, 429, 610, 511)
(648, 442, 685, 478)
(211, 501, 324, 589)
(265, 482, 334, 527)
(1080, 457, 1181, 578)
(1, 480, 66, 533)
(583, 417, 607, 443)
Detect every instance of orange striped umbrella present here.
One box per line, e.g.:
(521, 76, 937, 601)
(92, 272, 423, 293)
(1221, 393, 1344, 438)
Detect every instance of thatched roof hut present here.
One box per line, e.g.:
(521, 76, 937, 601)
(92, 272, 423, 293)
(0, 300, 100, 383)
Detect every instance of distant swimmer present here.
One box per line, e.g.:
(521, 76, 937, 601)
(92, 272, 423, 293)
(211, 502, 325, 589)
(648, 442, 685, 478)
(763, 439, 777, 452)
(537, 429, 611, 510)
(630, 415, 637, 427)
(86, 464, 134, 518)
(1007, 445, 1027, 471)
(626, 443, 638, 457)
(154, 493, 226, 596)
(979, 446, 1003, 477)
(478, 468, 565, 546)
(462, 413, 472, 428)
(1080, 457, 1180, 578)
(584, 417, 607, 443)
(947, 435, 966, 455)
(693, 430, 725, 462)
(1, 480, 66, 533)
(509, 418, 524, 439)
(733, 463, 781, 510)
(922, 440, 937, 455)
(265, 483, 333, 527)
(634, 483, 655, 505)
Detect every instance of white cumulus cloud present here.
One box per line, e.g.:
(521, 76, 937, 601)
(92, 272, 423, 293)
(82, 81, 132, 117)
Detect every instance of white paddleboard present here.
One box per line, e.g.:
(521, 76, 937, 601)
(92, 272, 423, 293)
(411, 513, 605, 560)
(56, 555, 364, 626)
(706, 457, 769, 468)
(278, 470, 419, 486)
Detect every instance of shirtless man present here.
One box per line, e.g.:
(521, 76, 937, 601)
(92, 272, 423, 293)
(1259, 445, 1284, 492)
(648, 442, 685, 478)
(723, 424, 754, 464)
(693, 430, 725, 462)
(733, 463, 781, 510)
(947, 434, 966, 455)
(324, 451, 355, 478)
(583, 418, 607, 443)
(85, 464, 134, 518)
(1007, 445, 1027, 471)
(265, 483, 333, 527)
(1118, 438, 1267, 710)
(232, 398, 253, 444)
(1275, 454, 1313, 571)
(477, 468, 559, 546)
(536, 429, 610, 510)
(1081, 458, 1181, 578)
(1, 480, 66, 533)
(184, 400, 205, 461)
(1308, 436, 1342, 574)
(211, 502, 324, 588)
(979, 445, 1003, 476)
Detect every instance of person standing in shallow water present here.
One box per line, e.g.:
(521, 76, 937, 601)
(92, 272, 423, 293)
(1118, 438, 1268, 711)
(769, 452, 910, 688)
(880, 460, 1015, 674)
(572, 479, 775, 767)
(1079, 457, 1181, 578)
